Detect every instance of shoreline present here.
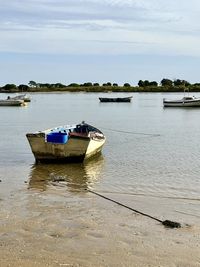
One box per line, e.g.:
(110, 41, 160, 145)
(1, 85, 200, 94)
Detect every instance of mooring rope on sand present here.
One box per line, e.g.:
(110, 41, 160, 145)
(86, 189, 181, 229)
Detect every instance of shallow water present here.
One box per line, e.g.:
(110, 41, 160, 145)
(0, 92, 200, 266)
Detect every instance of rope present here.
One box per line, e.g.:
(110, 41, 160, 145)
(86, 189, 181, 228)
(101, 127, 160, 137)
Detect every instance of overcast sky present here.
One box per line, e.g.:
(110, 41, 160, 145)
(1, 0, 200, 85)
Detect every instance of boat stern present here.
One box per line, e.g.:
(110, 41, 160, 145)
(26, 131, 91, 163)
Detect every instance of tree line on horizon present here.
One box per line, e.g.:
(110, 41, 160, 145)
(1, 79, 200, 92)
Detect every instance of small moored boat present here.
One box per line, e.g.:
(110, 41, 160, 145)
(99, 96, 132, 102)
(163, 95, 200, 107)
(0, 98, 26, 106)
(26, 121, 106, 163)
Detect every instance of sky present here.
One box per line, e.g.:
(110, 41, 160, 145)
(1, 0, 200, 86)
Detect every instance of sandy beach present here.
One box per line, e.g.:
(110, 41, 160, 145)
(1, 186, 200, 267)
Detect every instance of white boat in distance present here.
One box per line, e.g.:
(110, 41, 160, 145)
(0, 98, 26, 106)
(26, 122, 106, 163)
(163, 95, 200, 107)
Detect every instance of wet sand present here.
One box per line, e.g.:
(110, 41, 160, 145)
(1, 187, 200, 267)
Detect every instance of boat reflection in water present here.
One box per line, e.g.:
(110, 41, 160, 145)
(28, 154, 104, 191)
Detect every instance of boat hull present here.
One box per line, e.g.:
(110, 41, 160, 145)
(26, 132, 105, 163)
(0, 100, 25, 106)
(163, 100, 200, 107)
(99, 97, 132, 102)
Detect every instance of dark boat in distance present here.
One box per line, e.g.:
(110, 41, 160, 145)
(99, 96, 133, 103)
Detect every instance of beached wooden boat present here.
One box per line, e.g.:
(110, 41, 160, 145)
(0, 98, 26, 106)
(26, 121, 106, 163)
(99, 96, 132, 102)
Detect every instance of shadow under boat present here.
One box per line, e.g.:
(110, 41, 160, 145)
(28, 154, 105, 191)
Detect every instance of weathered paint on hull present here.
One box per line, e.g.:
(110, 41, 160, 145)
(85, 138, 106, 159)
(26, 133, 105, 163)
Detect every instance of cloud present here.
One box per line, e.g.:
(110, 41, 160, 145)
(1, 0, 200, 57)
(0, 0, 182, 27)
(1, 0, 200, 85)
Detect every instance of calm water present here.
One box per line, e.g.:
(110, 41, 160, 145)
(0, 92, 200, 224)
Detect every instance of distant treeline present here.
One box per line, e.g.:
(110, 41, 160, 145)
(1, 79, 200, 92)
